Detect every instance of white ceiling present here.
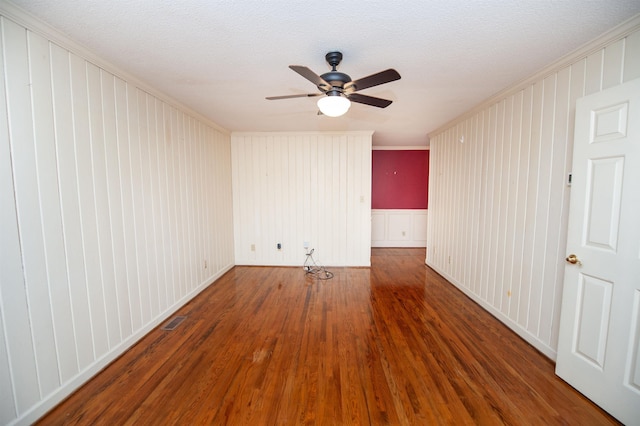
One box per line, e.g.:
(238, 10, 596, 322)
(9, 0, 640, 146)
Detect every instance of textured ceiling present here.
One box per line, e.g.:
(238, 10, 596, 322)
(9, 0, 640, 146)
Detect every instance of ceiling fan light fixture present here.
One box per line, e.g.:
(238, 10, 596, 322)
(317, 93, 351, 117)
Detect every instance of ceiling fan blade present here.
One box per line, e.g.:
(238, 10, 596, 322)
(289, 65, 331, 89)
(266, 93, 322, 100)
(348, 69, 401, 92)
(347, 93, 393, 108)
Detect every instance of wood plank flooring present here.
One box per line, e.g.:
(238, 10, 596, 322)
(37, 248, 618, 425)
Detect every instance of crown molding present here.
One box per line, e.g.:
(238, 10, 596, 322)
(0, 0, 230, 135)
(430, 13, 640, 137)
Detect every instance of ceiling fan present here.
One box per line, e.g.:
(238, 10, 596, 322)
(266, 51, 401, 117)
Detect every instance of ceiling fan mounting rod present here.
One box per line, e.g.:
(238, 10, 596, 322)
(321, 52, 352, 91)
(325, 51, 343, 70)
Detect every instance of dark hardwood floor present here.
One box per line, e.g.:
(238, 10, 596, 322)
(38, 248, 617, 425)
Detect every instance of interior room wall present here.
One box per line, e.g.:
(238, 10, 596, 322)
(0, 8, 234, 425)
(371, 148, 429, 247)
(231, 132, 372, 267)
(427, 17, 640, 359)
(371, 149, 429, 209)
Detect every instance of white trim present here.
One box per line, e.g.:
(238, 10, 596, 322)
(231, 130, 374, 137)
(372, 146, 430, 150)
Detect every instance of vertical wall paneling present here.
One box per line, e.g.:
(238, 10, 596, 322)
(585, 49, 604, 95)
(0, 34, 17, 415)
(462, 119, 472, 290)
(75, 61, 107, 358)
(603, 38, 625, 90)
(464, 116, 477, 295)
(7, 17, 61, 398)
(511, 85, 533, 325)
(502, 93, 519, 317)
(146, 96, 161, 313)
(28, 28, 71, 391)
(623, 30, 640, 82)
(138, 91, 156, 318)
(89, 62, 120, 350)
(42, 30, 85, 384)
(0, 16, 39, 419)
(479, 109, 491, 298)
(427, 20, 640, 358)
(164, 104, 176, 303)
(486, 108, 497, 304)
(51, 43, 90, 372)
(127, 85, 152, 325)
(0, 9, 233, 425)
(114, 74, 139, 336)
(530, 74, 556, 336)
(496, 97, 512, 312)
(169, 107, 182, 298)
(232, 132, 372, 267)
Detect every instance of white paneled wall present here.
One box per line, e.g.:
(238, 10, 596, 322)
(427, 18, 640, 359)
(0, 11, 234, 426)
(371, 209, 428, 247)
(232, 132, 372, 267)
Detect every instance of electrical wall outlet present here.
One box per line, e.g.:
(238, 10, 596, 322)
(250, 244, 256, 252)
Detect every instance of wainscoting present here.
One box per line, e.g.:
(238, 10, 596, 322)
(372, 209, 428, 247)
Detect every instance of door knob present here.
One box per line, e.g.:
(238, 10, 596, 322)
(565, 254, 582, 266)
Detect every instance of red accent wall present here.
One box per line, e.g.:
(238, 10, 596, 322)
(372, 150, 429, 209)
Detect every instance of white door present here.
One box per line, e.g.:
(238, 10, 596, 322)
(556, 78, 640, 425)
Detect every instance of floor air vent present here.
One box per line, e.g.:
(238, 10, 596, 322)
(161, 316, 187, 331)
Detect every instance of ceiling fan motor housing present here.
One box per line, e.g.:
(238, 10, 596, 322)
(321, 52, 351, 91)
(320, 71, 351, 87)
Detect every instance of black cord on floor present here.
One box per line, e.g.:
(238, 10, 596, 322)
(303, 249, 334, 280)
